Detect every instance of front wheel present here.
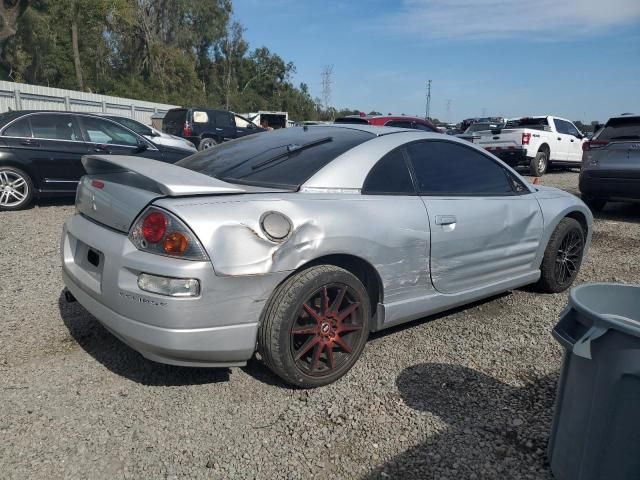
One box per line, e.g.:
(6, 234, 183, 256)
(258, 265, 370, 388)
(529, 151, 548, 176)
(0, 166, 33, 211)
(535, 217, 585, 293)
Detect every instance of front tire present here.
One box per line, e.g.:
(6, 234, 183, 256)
(535, 218, 585, 293)
(258, 265, 370, 388)
(0, 166, 33, 211)
(529, 151, 548, 176)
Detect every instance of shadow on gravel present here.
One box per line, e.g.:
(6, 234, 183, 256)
(591, 202, 640, 225)
(366, 363, 557, 479)
(58, 291, 230, 386)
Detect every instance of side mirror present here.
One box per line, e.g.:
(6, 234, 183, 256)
(134, 140, 148, 153)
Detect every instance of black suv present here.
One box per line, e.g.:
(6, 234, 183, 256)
(0, 110, 193, 211)
(162, 108, 265, 150)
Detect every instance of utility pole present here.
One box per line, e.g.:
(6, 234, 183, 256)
(446, 99, 452, 123)
(425, 80, 432, 119)
(321, 65, 334, 114)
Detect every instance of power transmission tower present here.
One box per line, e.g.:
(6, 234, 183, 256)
(321, 65, 334, 112)
(445, 99, 452, 123)
(481, 107, 487, 117)
(425, 80, 432, 119)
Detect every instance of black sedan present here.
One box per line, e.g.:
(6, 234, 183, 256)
(0, 111, 193, 210)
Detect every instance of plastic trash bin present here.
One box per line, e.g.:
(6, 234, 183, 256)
(548, 283, 640, 480)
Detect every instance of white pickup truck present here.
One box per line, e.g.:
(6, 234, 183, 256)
(475, 116, 586, 176)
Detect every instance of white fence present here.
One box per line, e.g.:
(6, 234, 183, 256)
(0, 80, 179, 125)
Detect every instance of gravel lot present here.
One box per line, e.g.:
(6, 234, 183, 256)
(1, 171, 639, 479)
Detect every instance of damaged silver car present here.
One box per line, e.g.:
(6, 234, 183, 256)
(61, 125, 592, 387)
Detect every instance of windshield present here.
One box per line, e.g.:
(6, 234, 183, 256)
(106, 116, 152, 136)
(595, 116, 640, 141)
(176, 126, 374, 189)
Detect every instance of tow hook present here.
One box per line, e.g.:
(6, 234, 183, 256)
(64, 289, 77, 303)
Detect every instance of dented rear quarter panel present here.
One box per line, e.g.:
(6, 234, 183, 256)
(153, 192, 432, 305)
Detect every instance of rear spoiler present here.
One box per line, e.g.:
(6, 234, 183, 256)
(82, 155, 246, 196)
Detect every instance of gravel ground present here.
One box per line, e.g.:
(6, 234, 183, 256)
(1, 171, 639, 479)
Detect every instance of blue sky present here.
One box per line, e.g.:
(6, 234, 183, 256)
(233, 0, 640, 122)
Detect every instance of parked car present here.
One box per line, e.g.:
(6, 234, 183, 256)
(456, 122, 502, 143)
(0, 110, 193, 211)
(475, 116, 586, 176)
(579, 114, 640, 211)
(162, 108, 265, 150)
(61, 125, 592, 387)
(334, 114, 438, 132)
(97, 114, 196, 152)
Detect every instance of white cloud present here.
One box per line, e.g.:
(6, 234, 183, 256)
(383, 0, 640, 40)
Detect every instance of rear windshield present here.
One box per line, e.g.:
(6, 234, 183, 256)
(505, 117, 550, 131)
(334, 117, 369, 125)
(465, 123, 500, 133)
(595, 117, 640, 141)
(163, 109, 187, 124)
(176, 126, 374, 189)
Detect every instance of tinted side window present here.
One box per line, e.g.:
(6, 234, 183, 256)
(215, 111, 233, 127)
(554, 119, 570, 134)
(362, 148, 414, 195)
(3, 118, 32, 137)
(385, 120, 414, 129)
(565, 122, 581, 137)
(406, 141, 514, 195)
(31, 114, 81, 141)
(414, 122, 436, 132)
(81, 117, 139, 146)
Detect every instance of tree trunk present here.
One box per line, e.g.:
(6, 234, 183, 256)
(71, 20, 84, 90)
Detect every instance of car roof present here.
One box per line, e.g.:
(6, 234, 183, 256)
(0, 109, 136, 127)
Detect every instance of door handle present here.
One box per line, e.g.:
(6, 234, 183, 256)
(435, 215, 457, 226)
(20, 139, 40, 147)
(570, 139, 575, 142)
(215, 128, 223, 131)
(557, 137, 562, 141)
(93, 144, 111, 154)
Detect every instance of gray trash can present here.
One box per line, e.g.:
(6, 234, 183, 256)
(548, 283, 640, 480)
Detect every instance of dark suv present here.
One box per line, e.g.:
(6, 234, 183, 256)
(162, 108, 265, 150)
(580, 114, 640, 211)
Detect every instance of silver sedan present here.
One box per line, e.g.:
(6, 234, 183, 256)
(61, 125, 592, 387)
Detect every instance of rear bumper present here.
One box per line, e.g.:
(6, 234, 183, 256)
(485, 147, 529, 166)
(61, 214, 289, 367)
(579, 170, 640, 201)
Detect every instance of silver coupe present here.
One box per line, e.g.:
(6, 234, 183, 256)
(61, 125, 592, 387)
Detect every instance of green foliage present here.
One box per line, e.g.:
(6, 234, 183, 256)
(0, 0, 377, 121)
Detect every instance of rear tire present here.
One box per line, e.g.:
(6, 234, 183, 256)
(535, 218, 585, 293)
(582, 195, 606, 212)
(529, 151, 548, 176)
(258, 265, 370, 388)
(0, 166, 33, 211)
(198, 138, 217, 150)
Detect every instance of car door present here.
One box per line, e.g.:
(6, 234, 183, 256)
(552, 118, 571, 162)
(234, 114, 259, 138)
(213, 111, 236, 141)
(78, 115, 163, 160)
(1, 113, 88, 192)
(564, 121, 586, 163)
(405, 140, 544, 294)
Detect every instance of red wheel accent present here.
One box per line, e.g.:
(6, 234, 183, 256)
(290, 284, 365, 376)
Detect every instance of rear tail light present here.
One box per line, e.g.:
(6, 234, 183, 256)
(583, 140, 609, 151)
(130, 207, 208, 261)
(522, 132, 531, 145)
(182, 121, 193, 137)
